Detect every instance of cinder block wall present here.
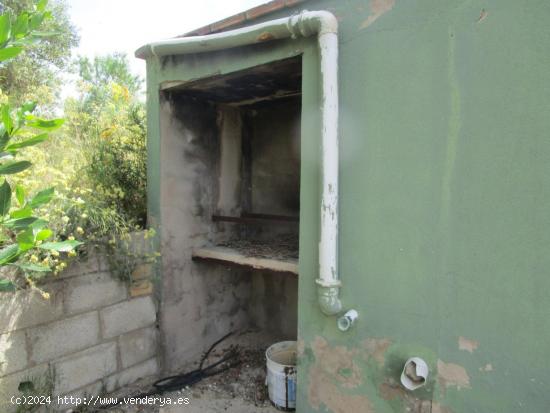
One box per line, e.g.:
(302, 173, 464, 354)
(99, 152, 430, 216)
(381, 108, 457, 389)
(0, 244, 158, 411)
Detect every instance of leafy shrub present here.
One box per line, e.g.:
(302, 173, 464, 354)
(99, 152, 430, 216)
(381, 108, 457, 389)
(0, 6, 151, 290)
(0, 0, 81, 293)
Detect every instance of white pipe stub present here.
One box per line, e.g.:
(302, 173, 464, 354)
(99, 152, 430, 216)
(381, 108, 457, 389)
(401, 357, 429, 391)
(337, 309, 358, 332)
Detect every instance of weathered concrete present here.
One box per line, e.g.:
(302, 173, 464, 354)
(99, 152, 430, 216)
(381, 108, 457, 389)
(249, 271, 298, 339)
(64, 272, 127, 314)
(155, 77, 303, 377)
(0, 330, 27, 376)
(0, 284, 64, 334)
(53, 342, 118, 395)
(119, 326, 158, 369)
(0, 363, 50, 411)
(101, 296, 156, 339)
(217, 105, 243, 216)
(157, 95, 253, 373)
(28, 311, 100, 364)
(104, 357, 159, 393)
(249, 99, 301, 216)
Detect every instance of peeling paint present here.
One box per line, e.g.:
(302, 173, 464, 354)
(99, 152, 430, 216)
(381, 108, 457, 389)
(360, 0, 396, 29)
(309, 365, 374, 413)
(311, 336, 363, 388)
(479, 363, 493, 372)
(379, 382, 403, 400)
(362, 337, 392, 366)
(458, 336, 479, 353)
(379, 382, 432, 412)
(437, 360, 471, 390)
(477, 9, 488, 23)
(297, 338, 305, 357)
(432, 402, 455, 413)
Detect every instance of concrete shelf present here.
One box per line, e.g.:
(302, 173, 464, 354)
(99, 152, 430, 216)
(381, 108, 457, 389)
(192, 244, 298, 275)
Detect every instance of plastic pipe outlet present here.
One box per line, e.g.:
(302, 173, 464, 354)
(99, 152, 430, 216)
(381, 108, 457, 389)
(136, 10, 342, 316)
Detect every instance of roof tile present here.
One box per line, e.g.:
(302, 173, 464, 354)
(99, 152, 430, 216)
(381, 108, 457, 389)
(245, 0, 286, 20)
(184, 0, 308, 36)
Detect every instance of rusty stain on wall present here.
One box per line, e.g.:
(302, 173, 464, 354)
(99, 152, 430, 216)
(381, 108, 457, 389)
(257, 32, 275, 42)
(360, 0, 396, 29)
(437, 360, 471, 390)
(458, 336, 479, 353)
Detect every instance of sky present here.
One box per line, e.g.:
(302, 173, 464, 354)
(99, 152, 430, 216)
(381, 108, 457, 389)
(64, 0, 266, 93)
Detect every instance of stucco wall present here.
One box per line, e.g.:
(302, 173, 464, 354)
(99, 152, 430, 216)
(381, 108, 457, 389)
(0, 247, 158, 411)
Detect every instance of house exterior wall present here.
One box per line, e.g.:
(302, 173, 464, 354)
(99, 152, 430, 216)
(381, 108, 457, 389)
(143, 1, 550, 411)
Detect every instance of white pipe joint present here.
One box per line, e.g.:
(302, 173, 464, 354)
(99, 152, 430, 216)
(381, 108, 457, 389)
(136, 10, 343, 317)
(337, 309, 358, 331)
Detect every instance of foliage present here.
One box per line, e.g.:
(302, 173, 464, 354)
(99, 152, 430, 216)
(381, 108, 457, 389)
(65, 53, 147, 226)
(77, 53, 142, 99)
(15, 52, 150, 283)
(0, 1, 81, 293)
(0, 6, 151, 291)
(0, 0, 79, 109)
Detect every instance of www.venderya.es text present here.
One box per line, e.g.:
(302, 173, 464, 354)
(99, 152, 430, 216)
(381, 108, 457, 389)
(11, 395, 190, 408)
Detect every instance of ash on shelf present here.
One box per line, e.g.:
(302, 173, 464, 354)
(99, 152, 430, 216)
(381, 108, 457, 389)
(218, 234, 298, 260)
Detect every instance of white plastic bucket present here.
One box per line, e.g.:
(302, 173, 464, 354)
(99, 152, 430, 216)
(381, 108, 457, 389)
(266, 341, 297, 410)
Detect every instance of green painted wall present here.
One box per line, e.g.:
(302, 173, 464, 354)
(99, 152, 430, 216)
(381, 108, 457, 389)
(143, 1, 550, 411)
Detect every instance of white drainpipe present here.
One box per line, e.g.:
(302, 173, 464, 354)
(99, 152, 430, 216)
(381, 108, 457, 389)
(136, 10, 343, 316)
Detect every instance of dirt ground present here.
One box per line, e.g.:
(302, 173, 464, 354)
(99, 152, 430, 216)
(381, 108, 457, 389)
(104, 331, 285, 413)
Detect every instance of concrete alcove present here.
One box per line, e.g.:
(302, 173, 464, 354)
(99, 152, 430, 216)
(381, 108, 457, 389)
(158, 56, 302, 371)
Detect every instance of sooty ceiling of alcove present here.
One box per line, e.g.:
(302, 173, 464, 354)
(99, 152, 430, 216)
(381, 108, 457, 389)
(166, 56, 302, 106)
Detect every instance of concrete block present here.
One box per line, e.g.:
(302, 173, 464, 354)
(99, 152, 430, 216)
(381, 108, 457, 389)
(64, 272, 127, 314)
(131, 263, 153, 281)
(128, 231, 155, 256)
(0, 285, 64, 334)
(53, 342, 117, 395)
(101, 296, 156, 339)
(104, 357, 158, 393)
(0, 330, 27, 376)
(28, 312, 100, 364)
(130, 280, 153, 297)
(119, 327, 158, 368)
(0, 364, 50, 412)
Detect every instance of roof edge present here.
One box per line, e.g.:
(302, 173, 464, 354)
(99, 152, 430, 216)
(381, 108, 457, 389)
(181, 0, 308, 37)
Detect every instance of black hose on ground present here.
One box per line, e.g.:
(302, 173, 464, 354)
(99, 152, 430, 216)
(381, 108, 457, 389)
(97, 331, 240, 410)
